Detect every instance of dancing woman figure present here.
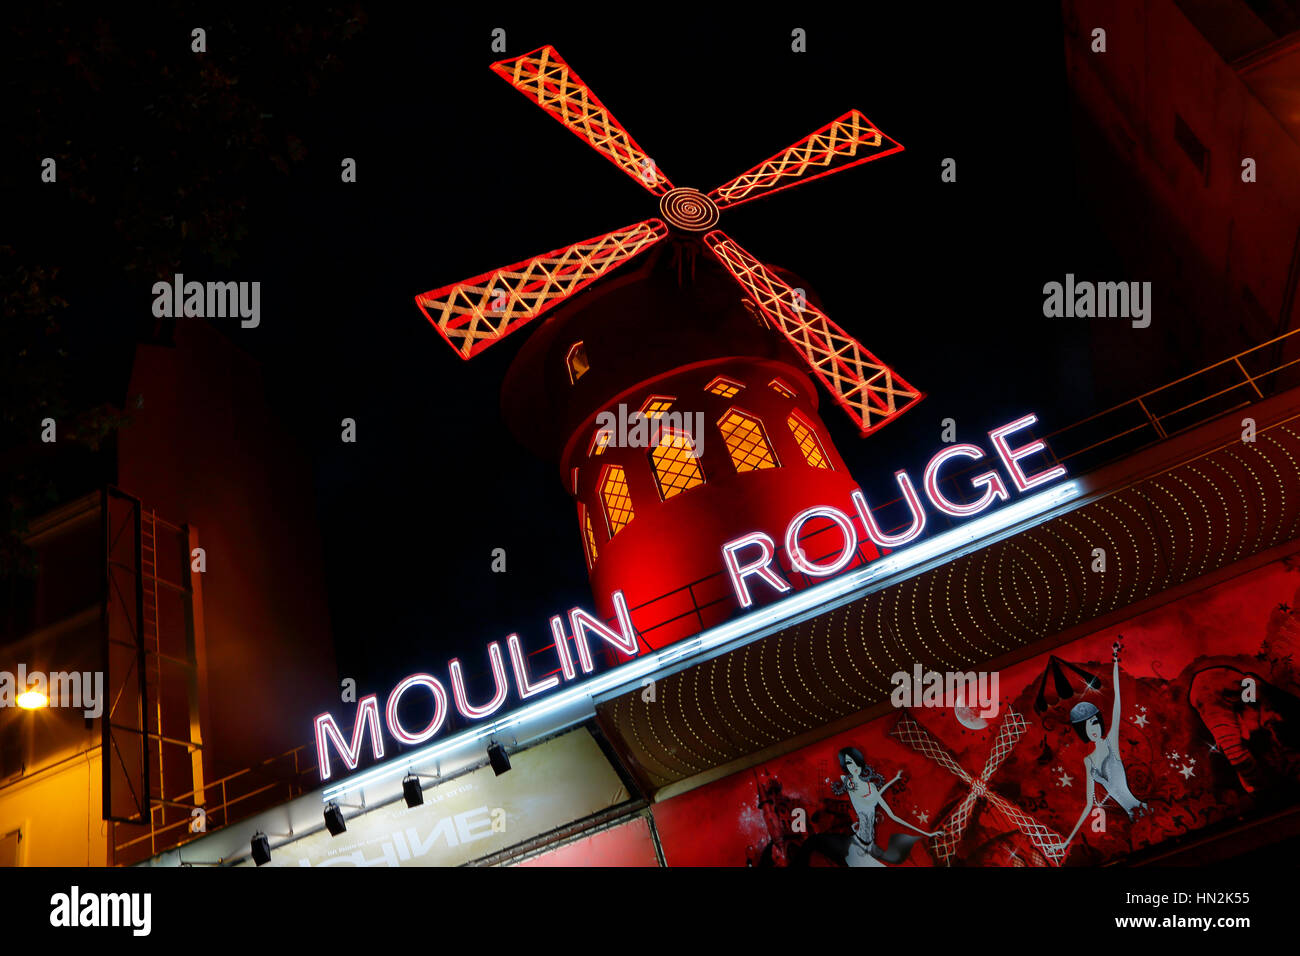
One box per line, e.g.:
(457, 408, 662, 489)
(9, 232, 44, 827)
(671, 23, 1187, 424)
(1060, 639, 1149, 855)
(795, 746, 939, 867)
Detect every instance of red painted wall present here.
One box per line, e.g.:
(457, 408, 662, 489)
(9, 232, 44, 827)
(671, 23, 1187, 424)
(514, 815, 660, 867)
(501, 251, 896, 650)
(573, 357, 877, 648)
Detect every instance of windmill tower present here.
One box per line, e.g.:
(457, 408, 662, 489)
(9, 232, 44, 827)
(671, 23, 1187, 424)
(416, 46, 923, 650)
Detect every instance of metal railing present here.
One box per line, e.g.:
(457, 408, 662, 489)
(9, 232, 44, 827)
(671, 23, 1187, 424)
(1036, 327, 1300, 474)
(113, 745, 316, 864)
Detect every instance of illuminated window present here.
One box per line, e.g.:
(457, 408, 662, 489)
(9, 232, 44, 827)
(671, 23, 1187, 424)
(589, 429, 612, 456)
(769, 378, 797, 399)
(639, 395, 675, 418)
(579, 503, 598, 567)
(649, 432, 705, 500)
(567, 341, 590, 383)
(600, 465, 635, 535)
(719, 409, 779, 472)
(788, 414, 832, 470)
(705, 376, 744, 398)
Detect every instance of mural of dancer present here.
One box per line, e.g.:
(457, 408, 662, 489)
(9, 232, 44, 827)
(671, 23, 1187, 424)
(651, 559, 1300, 868)
(1059, 638, 1150, 856)
(794, 746, 939, 867)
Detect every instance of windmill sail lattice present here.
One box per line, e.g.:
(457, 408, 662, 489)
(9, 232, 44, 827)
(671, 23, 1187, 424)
(890, 710, 1067, 867)
(416, 219, 667, 359)
(415, 43, 923, 436)
(707, 109, 903, 209)
(491, 45, 673, 195)
(704, 231, 921, 435)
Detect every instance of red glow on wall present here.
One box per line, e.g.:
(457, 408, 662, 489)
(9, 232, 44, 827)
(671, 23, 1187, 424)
(514, 816, 660, 867)
(572, 359, 880, 651)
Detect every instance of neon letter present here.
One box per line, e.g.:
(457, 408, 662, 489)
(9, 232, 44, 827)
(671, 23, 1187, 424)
(315, 694, 384, 780)
(550, 615, 577, 681)
(722, 532, 792, 608)
(851, 476, 927, 548)
(567, 590, 639, 674)
(507, 634, 561, 699)
(785, 506, 858, 577)
(923, 444, 1010, 517)
(448, 643, 509, 720)
(385, 674, 449, 745)
(989, 413, 1067, 491)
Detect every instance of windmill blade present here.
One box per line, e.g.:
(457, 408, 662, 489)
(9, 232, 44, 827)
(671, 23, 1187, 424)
(890, 712, 971, 782)
(491, 45, 673, 196)
(707, 110, 903, 210)
(703, 231, 922, 436)
(416, 219, 669, 359)
(978, 711, 1028, 783)
(983, 790, 1066, 866)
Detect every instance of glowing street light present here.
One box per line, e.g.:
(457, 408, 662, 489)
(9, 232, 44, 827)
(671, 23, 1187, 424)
(17, 689, 49, 710)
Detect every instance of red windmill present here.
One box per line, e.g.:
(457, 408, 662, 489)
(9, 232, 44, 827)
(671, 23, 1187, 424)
(416, 45, 924, 649)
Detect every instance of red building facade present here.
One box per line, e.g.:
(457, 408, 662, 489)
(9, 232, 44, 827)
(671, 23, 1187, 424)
(503, 253, 878, 649)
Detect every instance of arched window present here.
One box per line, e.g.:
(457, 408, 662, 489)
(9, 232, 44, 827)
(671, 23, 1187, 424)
(640, 395, 675, 418)
(768, 378, 797, 399)
(567, 341, 590, 383)
(600, 465, 635, 536)
(649, 431, 705, 500)
(719, 409, 779, 472)
(579, 503, 598, 567)
(788, 413, 832, 469)
(705, 376, 744, 398)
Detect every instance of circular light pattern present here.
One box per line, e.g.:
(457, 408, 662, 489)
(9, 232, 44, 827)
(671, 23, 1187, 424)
(658, 187, 720, 232)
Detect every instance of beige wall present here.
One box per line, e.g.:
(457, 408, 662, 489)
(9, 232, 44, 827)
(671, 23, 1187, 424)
(0, 748, 108, 866)
(0, 498, 110, 866)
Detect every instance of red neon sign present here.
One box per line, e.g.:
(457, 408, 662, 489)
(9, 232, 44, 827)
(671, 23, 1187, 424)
(723, 414, 1064, 607)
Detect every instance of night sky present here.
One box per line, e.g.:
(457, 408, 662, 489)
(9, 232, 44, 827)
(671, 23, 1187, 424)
(11, 5, 1147, 697)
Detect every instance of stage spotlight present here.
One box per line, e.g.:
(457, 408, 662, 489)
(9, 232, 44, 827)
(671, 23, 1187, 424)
(403, 773, 424, 808)
(251, 831, 271, 866)
(324, 803, 347, 836)
(488, 742, 511, 776)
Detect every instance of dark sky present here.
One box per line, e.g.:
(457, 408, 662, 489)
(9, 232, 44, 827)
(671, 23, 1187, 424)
(14, 5, 1142, 697)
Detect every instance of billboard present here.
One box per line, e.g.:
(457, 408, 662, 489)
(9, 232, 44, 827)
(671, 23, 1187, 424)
(652, 554, 1300, 865)
(258, 728, 629, 867)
